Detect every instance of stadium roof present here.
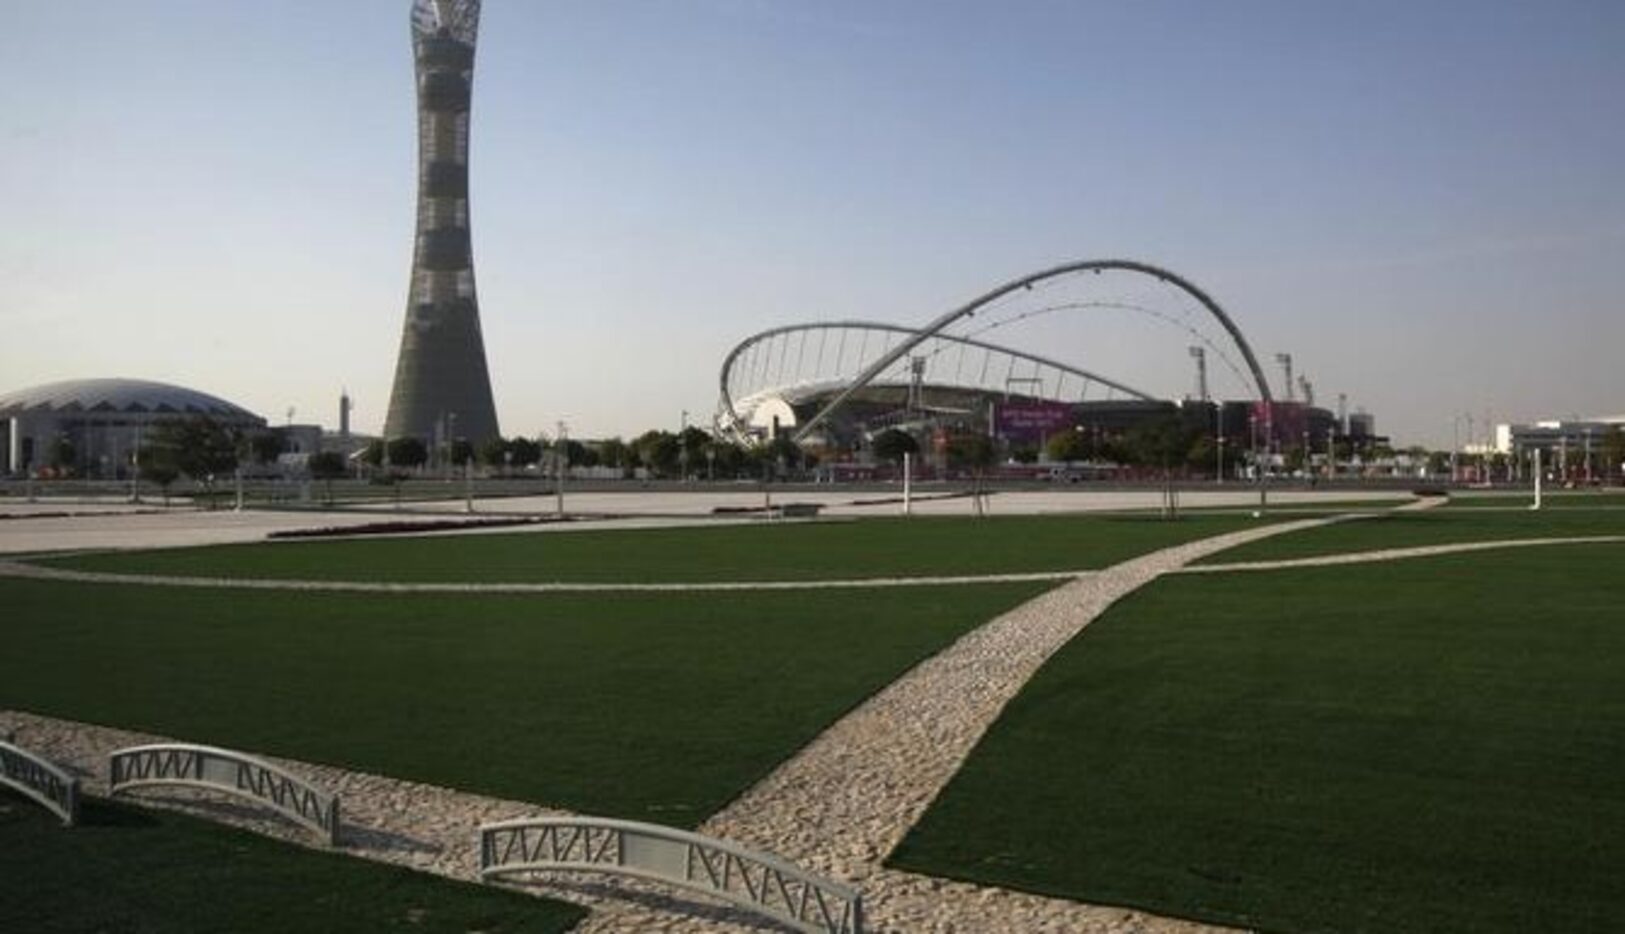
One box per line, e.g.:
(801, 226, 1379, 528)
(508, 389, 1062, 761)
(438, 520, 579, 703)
(0, 378, 263, 422)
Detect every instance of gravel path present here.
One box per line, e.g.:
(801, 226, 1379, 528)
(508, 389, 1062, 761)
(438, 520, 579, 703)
(0, 559, 1086, 594)
(586, 517, 1328, 934)
(1185, 534, 1625, 575)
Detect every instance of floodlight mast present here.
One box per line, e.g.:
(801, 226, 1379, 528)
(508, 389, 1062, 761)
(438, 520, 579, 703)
(384, 0, 500, 445)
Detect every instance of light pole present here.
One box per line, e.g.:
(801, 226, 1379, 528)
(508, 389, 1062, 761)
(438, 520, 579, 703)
(446, 412, 458, 482)
(130, 426, 142, 503)
(1584, 427, 1594, 484)
(679, 410, 690, 482)
(555, 420, 567, 517)
(1451, 416, 1460, 483)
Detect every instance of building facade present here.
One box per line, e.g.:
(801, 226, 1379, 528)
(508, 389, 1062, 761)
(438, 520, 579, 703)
(1, 378, 267, 477)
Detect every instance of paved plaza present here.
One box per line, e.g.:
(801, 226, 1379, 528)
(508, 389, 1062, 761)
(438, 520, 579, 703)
(0, 487, 1402, 555)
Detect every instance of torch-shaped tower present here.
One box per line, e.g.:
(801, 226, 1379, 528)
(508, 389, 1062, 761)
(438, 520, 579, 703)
(384, 0, 500, 445)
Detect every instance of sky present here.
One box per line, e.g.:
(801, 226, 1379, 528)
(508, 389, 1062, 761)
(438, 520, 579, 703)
(3, 0, 1622, 448)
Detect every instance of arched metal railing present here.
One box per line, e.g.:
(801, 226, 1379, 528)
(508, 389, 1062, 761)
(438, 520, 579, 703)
(480, 816, 862, 934)
(1, 735, 79, 826)
(109, 743, 339, 845)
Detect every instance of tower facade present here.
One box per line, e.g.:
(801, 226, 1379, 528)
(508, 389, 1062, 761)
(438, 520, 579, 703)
(384, 0, 500, 444)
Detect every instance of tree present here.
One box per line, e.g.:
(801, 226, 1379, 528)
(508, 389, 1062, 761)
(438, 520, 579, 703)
(387, 437, 428, 469)
(595, 437, 629, 472)
(249, 429, 288, 465)
(1045, 429, 1089, 463)
(308, 451, 348, 504)
(676, 426, 710, 478)
(508, 436, 542, 468)
(155, 416, 240, 480)
(564, 439, 591, 469)
(479, 436, 511, 468)
(870, 428, 919, 465)
(945, 431, 998, 516)
(631, 430, 679, 477)
(447, 439, 475, 468)
(705, 439, 749, 478)
(946, 432, 997, 475)
(1603, 427, 1625, 483)
(1122, 416, 1197, 472)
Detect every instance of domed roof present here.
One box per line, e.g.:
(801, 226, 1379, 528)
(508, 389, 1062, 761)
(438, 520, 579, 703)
(0, 378, 264, 422)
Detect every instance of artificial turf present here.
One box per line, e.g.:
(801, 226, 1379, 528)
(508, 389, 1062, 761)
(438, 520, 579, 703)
(38, 513, 1268, 582)
(1195, 504, 1625, 564)
(889, 544, 1625, 933)
(0, 791, 583, 933)
(0, 578, 1048, 824)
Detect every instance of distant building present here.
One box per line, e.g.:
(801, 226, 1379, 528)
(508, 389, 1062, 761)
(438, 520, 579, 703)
(1495, 416, 1625, 478)
(1, 378, 267, 476)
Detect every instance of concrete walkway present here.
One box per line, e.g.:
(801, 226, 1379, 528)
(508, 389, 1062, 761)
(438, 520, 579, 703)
(0, 488, 1407, 555)
(1185, 534, 1625, 575)
(0, 559, 1087, 594)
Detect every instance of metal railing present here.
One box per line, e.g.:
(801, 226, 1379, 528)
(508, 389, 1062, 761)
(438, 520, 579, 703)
(0, 736, 79, 826)
(108, 743, 339, 845)
(479, 816, 862, 934)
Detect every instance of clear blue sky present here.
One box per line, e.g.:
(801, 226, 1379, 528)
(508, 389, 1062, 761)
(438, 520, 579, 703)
(4, 0, 1622, 447)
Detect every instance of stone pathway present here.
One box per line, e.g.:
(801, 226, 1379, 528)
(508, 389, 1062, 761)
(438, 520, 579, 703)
(0, 709, 1221, 934)
(0, 559, 1086, 594)
(1185, 534, 1625, 575)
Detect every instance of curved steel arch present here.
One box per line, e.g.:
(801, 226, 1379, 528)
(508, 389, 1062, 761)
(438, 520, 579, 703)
(790, 259, 1274, 443)
(718, 320, 1158, 436)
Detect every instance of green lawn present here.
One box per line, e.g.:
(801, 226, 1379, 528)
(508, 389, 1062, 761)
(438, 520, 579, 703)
(890, 545, 1625, 933)
(0, 791, 583, 933)
(39, 514, 1267, 582)
(1197, 506, 1625, 564)
(0, 578, 1047, 824)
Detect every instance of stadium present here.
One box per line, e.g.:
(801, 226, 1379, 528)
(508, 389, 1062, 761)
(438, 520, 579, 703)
(716, 259, 1365, 475)
(0, 378, 267, 478)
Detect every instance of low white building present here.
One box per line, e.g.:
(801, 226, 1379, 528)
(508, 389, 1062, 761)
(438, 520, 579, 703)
(1494, 416, 1625, 478)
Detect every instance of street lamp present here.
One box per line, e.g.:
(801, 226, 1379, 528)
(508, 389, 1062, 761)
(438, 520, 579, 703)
(679, 410, 689, 482)
(555, 420, 567, 517)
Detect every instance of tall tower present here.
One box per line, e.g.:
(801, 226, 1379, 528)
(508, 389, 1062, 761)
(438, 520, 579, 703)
(384, 0, 500, 445)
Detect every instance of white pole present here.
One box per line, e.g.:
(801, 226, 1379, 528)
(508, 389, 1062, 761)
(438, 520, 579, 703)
(235, 468, 244, 512)
(555, 421, 567, 518)
(131, 426, 142, 503)
(902, 451, 913, 516)
(1531, 448, 1543, 510)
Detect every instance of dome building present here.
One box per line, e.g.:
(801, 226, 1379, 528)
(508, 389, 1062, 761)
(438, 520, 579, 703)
(0, 378, 267, 477)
